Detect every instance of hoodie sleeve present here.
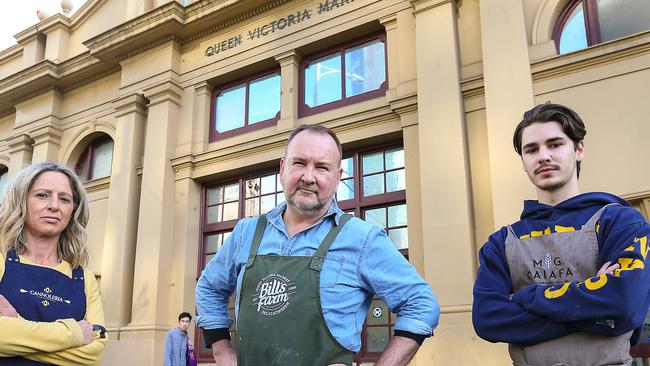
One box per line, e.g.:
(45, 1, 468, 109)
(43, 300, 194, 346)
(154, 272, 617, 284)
(511, 206, 650, 336)
(473, 228, 574, 345)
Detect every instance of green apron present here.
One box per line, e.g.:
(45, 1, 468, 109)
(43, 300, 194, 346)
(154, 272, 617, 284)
(236, 214, 355, 366)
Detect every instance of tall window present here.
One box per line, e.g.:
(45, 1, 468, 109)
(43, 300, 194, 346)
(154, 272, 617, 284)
(197, 143, 407, 363)
(197, 171, 284, 362)
(210, 71, 281, 141)
(554, 0, 650, 54)
(0, 166, 8, 202)
(76, 136, 114, 182)
(299, 33, 387, 117)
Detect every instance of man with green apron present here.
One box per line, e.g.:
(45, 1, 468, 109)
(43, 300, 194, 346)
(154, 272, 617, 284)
(473, 103, 650, 365)
(196, 125, 439, 365)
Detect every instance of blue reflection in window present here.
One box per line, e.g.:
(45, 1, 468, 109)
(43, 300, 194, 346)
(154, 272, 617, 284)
(249, 74, 280, 124)
(305, 53, 342, 107)
(345, 40, 386, 97)
(215, 84, 246, 133)
(559, 5, 588, 54)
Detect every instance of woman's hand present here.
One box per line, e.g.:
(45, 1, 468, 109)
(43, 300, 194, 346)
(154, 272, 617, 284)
(0, 295, 18, 317)
(77, 320, 94, 345)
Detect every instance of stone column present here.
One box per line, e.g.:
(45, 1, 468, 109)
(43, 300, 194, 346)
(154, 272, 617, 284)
(275, 50, 300, 132)
(30, 125, 63, 163)
(126, 79, 183, 365)
(409, 0, 478, 364)
(101, 93, 147, 331)
(479, 0, 536, 225)
(191, 81, 212, 153)
(7, 134, 34, 177)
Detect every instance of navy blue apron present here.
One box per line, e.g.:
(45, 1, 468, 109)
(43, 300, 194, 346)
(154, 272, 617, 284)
(0, 250, 86, 365)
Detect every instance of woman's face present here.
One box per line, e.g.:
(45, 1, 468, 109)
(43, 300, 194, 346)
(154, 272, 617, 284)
(24, 171, 74, 241)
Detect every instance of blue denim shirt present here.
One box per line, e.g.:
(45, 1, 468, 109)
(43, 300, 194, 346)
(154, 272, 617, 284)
(195, 200, 439, 352)
(163, 327, 187, 366)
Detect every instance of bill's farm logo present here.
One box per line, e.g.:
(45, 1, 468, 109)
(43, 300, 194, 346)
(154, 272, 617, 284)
(252, 274, 297, 316)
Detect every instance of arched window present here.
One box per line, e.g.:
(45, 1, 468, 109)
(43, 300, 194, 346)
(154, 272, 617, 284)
(0, 166, 8, 201)
(76, 136, 114, 182)
(554, 0, 650, 54)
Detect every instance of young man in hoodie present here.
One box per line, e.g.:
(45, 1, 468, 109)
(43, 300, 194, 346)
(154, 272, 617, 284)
(472, 103, 650, 365)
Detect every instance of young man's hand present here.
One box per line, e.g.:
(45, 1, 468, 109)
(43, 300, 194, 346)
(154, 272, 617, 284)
(597, 261, 620, 276)
(0, 295, 18, 317)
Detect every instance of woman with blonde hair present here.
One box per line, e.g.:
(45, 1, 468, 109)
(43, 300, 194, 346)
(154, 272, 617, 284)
(0, 162, 107, 365)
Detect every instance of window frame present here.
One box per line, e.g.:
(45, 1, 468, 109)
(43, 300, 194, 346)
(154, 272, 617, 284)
(552, 0, 608, 53)
(298, 32, 388, 117)
(75, 135, 114, 182)
(209, 68, 281, 142)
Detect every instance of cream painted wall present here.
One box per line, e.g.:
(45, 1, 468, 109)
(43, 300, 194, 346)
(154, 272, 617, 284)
(0, 52, 23, 80)
(457, 0, 483, 69)
(86, 188, 109, 274)
(534, 67, 650, 196)
(67, 0, 128, 59)
(61, 74, 121, 119)
(0, 114, 15, 143)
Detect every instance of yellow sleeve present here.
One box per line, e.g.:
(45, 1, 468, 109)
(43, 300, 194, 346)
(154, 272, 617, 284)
(24, 268, 108, 366)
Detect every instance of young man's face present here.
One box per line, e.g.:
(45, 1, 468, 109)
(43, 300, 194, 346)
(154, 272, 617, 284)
(178, 317, 191, 332)
(280, 131, 343, 215)
(520, 121, 584, 193)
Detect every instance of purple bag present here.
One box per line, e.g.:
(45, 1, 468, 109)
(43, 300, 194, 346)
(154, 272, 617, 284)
(186, 343, 197, 366)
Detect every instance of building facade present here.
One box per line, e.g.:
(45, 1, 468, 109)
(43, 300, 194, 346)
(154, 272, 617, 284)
(0, 0, 648, 364)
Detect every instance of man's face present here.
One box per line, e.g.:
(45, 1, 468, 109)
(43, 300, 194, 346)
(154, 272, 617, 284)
(280, 131, 342, 215)
(178, 317, 191, 332)
(520, 121, 584, 193)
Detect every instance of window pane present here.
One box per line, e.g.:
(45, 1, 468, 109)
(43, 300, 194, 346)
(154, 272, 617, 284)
(261, 195, 275, 214)
(206, 206, 220, 224)
(366, 327, 390, 353)
(77, 150, 91, 181)
(341, 157, 354, 179)
(223, 202, 239, 221)
(385, 149, 404, 170)
(205, 234, 220, 253)
(363, 174, 384, 197)
(386, 170, 406, 192)
(260, 174, 276, 195)
(207, 187, 223, 205)
(388, 228, 409, 250)
(245, 178, 260, 198)
(216, 84, 246, 133)
(367, 300, 389, 325)
(304, 53, 342, 107)
(597, 0, 650, 42)
(249, 74, 281, 124)
(91, 139, 113, 179)
(363, 152, 383, 174)
(388, 204, 408, 227)
(204, 253, 215, 265)
(224, 184, 239, 202)
(344, 40, 386, 97)
(559, 5, 588, 54)
(365, 207, 386, 229)
(337, 178, 354, 201)
(245, 198, 259, 217)
(276, 192, 286, 205)
(0, 172, 7, 201)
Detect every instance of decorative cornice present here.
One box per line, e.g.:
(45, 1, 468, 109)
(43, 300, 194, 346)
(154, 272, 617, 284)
(193, 80, 213, 96)
(112, 93, 148, 118)
(410, 0, 457, 15)
(61, 66, 121, 93)
(116, 35, 181, 62)
(7, 134, 34, 153)
(30, 125, 64, 146)
(460, 76, 485, 99)
(83, 175, 110, 193)
(143, 79, 184, 107)
(275, 50, 301, 66)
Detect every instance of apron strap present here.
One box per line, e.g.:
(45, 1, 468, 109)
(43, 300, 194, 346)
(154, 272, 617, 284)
(246, 215, 268, 269)
(310, 214, 352, 272)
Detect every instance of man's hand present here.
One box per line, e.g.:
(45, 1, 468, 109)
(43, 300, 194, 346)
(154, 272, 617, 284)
(77, 320, 94, 345)
(212, 339, 237, 366)
(0, 295, 18, 317)
(375, 336, 420, 366)
(597, 261, 620, 276)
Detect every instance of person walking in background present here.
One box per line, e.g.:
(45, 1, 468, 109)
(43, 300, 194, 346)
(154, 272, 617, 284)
(0, 162, 107, 365)
(164, 312, 193, 366)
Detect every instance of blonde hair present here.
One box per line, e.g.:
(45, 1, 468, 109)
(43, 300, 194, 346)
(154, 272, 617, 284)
(0, 163, 89, 268)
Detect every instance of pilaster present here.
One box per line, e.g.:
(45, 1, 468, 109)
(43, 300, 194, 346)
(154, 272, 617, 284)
(7, 134, 34, 178)
(275, 50, 300, 132)
(30, 125, 63, 163)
